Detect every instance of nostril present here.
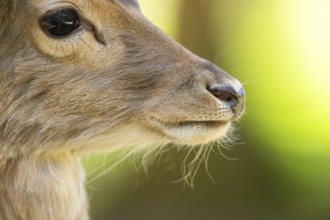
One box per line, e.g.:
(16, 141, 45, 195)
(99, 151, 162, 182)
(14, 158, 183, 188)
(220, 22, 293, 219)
(215, 91, 237, 103)
(207, 86, 240, 109)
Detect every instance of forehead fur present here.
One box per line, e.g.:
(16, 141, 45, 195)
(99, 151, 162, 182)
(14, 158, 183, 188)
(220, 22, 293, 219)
(0, 0, 17, 17)
(0, 0, 22, 31)
(0, 0, 26, 57)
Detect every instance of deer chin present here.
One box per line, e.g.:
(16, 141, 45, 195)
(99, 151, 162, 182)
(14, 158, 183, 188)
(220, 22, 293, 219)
(150, 118, 231, 145)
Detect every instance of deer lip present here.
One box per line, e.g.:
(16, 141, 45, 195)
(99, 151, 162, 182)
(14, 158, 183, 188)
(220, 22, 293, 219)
(169, 120, 228, 128)
(151, 118, 230, 129)
(149, 118, 232, 144)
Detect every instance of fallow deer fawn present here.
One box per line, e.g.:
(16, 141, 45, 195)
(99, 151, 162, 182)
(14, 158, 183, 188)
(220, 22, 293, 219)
(0, 0, 245, 219)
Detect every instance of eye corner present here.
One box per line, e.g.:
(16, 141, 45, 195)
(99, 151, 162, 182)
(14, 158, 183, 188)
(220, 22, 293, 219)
(38, 7, 106, 46)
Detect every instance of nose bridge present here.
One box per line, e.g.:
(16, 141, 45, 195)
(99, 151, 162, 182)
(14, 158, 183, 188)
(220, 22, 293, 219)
(120, 15, 191, 68)
(200, 61, 244, 94)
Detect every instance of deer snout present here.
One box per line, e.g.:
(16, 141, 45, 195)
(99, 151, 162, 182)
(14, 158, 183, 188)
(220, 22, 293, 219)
(198, 61, 245, 118)
(207, 83, 245, 118)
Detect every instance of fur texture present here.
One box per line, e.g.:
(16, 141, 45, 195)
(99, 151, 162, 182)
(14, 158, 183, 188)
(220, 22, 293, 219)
(0, 0, 245, 219)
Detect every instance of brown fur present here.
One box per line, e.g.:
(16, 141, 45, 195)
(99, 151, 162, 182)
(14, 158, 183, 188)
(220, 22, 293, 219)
(0, 0, 245, 219)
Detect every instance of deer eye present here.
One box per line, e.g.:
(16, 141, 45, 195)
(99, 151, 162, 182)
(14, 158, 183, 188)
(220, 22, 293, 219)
(41, 9, 80, 37)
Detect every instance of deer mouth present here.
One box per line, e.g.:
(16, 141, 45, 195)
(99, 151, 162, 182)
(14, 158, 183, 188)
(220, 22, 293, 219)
(160, 120, 229, 128)
(149, 118, 231, 145)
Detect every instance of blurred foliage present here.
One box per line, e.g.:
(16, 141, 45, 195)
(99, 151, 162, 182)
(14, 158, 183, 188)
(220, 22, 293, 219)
(84, 0, 330, 219)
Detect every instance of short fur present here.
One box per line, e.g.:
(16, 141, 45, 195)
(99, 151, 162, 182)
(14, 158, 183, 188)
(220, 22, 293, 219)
(0, 0, 245, 219)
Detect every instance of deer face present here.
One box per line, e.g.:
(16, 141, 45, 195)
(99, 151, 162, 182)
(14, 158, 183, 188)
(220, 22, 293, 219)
(0, 0, 244, 155)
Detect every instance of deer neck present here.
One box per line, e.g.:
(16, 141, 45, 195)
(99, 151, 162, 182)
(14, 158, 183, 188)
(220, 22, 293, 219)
(0, 152, 89, 220)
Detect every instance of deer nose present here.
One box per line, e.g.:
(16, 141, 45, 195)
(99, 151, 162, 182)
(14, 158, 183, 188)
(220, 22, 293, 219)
(207, 84, 245, 114)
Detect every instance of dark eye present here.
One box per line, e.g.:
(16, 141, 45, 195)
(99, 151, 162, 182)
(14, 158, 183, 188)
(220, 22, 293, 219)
(41, 9, 80, 37)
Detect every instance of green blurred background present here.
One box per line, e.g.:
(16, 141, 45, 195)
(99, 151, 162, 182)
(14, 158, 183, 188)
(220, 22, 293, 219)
(84, 0, 330, 219)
